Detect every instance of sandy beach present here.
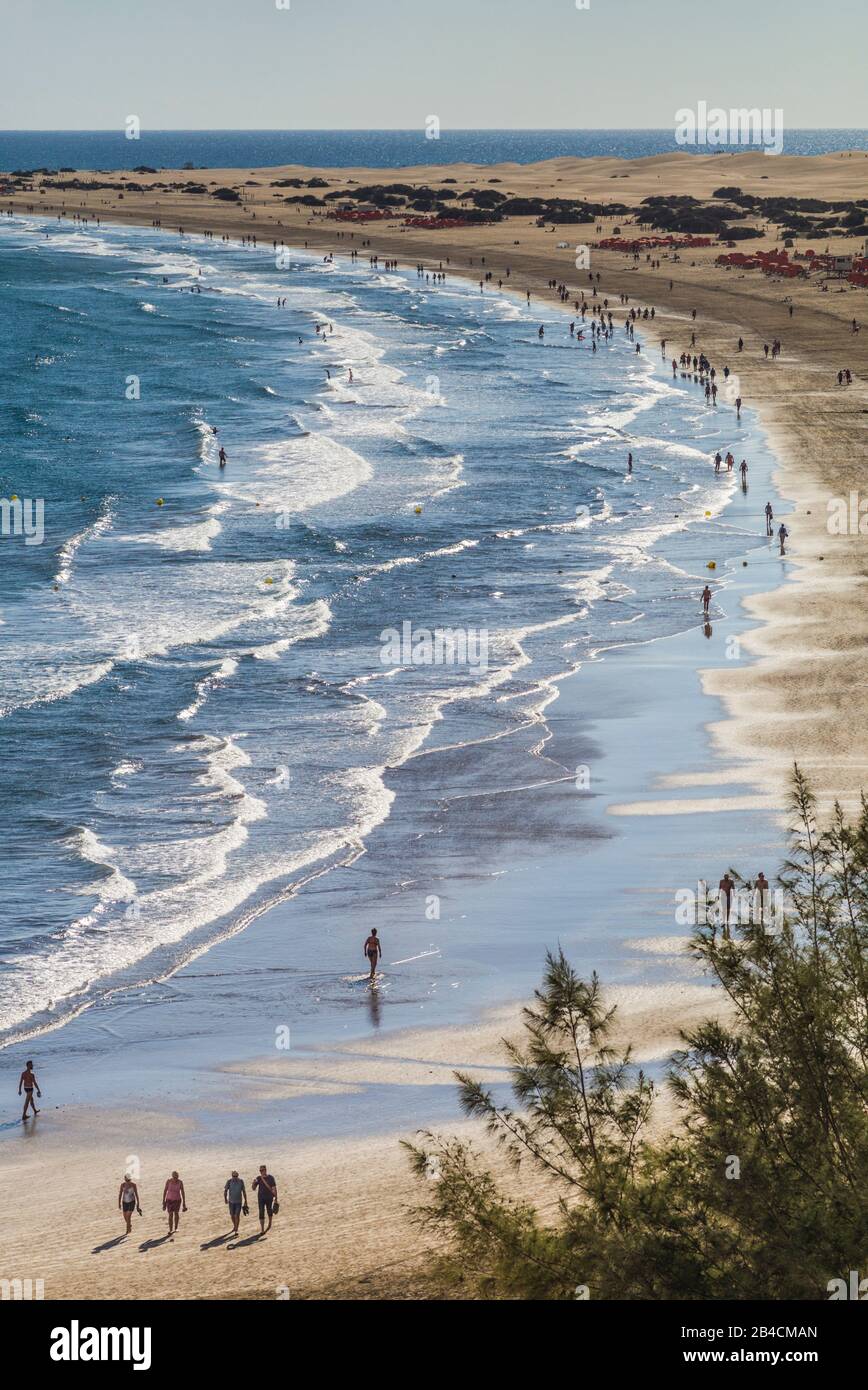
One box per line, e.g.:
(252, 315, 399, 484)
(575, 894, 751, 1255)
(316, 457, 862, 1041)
(2, 148, 867, 1301)
(1, 980, 729, 1301)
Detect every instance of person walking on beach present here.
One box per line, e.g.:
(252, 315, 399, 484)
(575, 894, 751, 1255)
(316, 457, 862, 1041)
(765, 501, 774, 536)
(702, 585, 712, 617)
(224, 1170, 248, 1236)
(364, 928, 382, 979)
(718, 873, 736, 934)
(740, 459, 748, 485)
(118, 1174, 141, 1235)
(18, 1060, 41, 1120)
(754, 871, 770, 926)
(778, 522, 789, 556)
(252, 1166, 278, 1235)
(162, 1171, 187, 1236)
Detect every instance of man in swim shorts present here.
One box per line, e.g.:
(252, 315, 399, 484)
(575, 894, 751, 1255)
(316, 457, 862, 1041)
(224, 1170, 248, 1236)
(18, 1060, 41, 1120)
(754, 871, 770, 927)
(718, 873, 736, 935)
(364, 928, 381, 979)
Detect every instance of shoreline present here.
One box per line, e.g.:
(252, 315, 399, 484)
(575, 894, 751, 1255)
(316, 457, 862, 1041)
(0, 212, 785, 1062)
(0, 208, 785, 1057)
(7, 152, 868, 820)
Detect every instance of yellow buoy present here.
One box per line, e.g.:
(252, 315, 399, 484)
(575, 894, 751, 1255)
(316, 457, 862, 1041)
(704, 510, 711, 517)
(707, 561, 716, 570)
(264, 577, 274, 585)
(156, 497, 165, 506)
(10, 493, 17, 501)
(414, 506, 423, 515)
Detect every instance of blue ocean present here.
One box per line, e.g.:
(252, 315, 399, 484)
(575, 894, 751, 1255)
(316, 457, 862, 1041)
(0, 210, 772, 1047)
(2, 128, 867, 173)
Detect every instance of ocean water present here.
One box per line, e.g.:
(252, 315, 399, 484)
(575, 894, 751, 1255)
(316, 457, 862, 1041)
(2, 128, 867, 173)
(0, 214, 768, 1047)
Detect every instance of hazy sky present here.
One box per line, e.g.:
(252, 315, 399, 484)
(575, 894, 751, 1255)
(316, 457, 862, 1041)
(2, 0, 865, 131)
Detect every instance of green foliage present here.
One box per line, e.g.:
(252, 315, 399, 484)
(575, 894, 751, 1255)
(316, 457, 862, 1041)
(405, 768, 868, 1299)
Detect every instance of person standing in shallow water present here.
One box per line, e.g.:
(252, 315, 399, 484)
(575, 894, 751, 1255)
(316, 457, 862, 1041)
(364, 928, 382, 979)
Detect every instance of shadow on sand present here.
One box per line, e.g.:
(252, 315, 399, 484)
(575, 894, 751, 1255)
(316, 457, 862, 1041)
(199, 1232, 234, 1250)
(226, 1233, 264, 1249)
(139, 1234, 174, 1252)
(92, 1235, 129, 1254)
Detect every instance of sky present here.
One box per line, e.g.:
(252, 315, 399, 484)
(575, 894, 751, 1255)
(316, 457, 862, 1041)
(1, 0, 865, 131)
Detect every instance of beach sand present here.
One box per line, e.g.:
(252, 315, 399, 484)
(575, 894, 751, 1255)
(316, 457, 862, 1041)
(0, 981, 725, 1301)
(3, 148, 866, 1297)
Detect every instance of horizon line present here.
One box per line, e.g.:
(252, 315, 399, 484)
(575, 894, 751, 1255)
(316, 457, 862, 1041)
(2, 125, 867, 135)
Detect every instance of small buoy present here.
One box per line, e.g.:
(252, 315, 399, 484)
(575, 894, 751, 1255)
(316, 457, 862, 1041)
(707, 560, 716, 570)
(742, 560, 748, 567)
(704, 510, 711, 518)
(156, 497, 165, 506)
(264, 577, 274, 585)
(818, 555, 824, 560)
(10, 493, 17, 501)
(414, 506, 423, 515)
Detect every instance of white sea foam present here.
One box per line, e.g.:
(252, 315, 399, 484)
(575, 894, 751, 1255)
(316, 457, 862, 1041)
(69, 827, 137, 904)
(54, 496, 116, 586)
(178, 657, 240, 722)
(211, 432, 373, 513)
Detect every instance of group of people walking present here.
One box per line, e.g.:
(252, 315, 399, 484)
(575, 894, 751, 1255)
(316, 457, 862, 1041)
(117, 1166, 279, 1240)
